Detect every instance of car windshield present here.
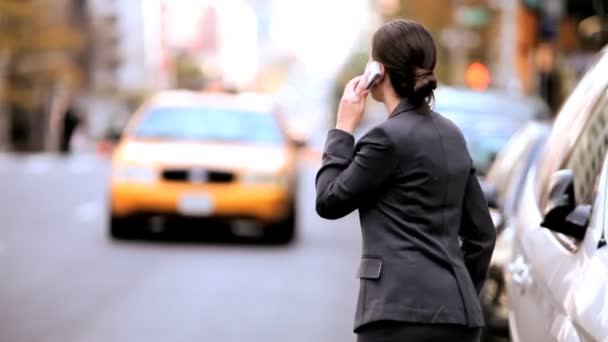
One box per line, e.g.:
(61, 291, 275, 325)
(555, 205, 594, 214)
(134, 107, 284, 145)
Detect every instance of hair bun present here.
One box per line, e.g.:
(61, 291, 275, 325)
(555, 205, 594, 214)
(413, 68, 437, 99)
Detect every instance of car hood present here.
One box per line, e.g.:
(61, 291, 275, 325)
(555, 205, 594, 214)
(113, 140, 290, 173)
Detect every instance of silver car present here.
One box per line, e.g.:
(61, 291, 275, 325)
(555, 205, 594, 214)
(480, 122, 550, 338)
(506, 46, 608, 341)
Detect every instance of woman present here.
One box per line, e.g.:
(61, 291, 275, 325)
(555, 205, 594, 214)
(315, 20, 496, 341)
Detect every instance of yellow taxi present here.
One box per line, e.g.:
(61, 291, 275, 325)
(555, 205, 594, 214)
(109, 91, 300, 243)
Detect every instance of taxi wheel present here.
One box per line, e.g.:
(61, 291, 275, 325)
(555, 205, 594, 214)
(265, 206, 296, 244)
(109, 216, 140, 240)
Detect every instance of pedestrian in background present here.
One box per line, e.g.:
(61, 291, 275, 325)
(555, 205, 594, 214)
(60, 105, 81, 153)
(315, 19, 496, 342)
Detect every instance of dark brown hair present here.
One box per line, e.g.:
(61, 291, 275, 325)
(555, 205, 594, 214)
(372, 19, 437, 106)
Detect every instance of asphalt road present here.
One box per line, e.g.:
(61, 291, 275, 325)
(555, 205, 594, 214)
(0, 153, 362, 342)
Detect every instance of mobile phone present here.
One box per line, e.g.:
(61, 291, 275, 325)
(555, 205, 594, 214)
(364, 61, 382, 90)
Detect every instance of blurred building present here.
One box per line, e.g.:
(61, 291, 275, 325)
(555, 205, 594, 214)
(373, 0, 521, 92)
(85, 0, 173, 139)
(88, 0, 170, 94)
(0, 0, 88, 152)
(515, 0, 608, 112)
(0, 0, 175, 151)
(378, 0, 487, 87)
(372, 0, 607, 108)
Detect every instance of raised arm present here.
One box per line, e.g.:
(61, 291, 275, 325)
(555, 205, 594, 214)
(315, 127, 398, 220)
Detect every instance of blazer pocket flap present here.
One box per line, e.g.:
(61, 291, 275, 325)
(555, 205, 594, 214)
(356, 257, 382, 279)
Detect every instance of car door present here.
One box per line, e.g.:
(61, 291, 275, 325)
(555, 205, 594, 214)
(509, 90, 608, 342)
(541, 89, 608, 341)
(557, 152, 608, 341)
(507, 176, 554, 342)
(507, 50, 608, 342)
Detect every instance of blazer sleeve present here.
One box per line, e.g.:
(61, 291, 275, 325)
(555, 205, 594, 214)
(315, 127, 398, 220)
(459, 165, 497, 294)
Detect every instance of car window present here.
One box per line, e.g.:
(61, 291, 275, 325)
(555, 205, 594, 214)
(564, 90, 608, 206)
(133, 107, 284, 145)
(536, 52, 608, 208)
(551, 89, 608, 250)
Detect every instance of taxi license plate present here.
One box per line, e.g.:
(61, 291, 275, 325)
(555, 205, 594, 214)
(178, 193, 214, 217)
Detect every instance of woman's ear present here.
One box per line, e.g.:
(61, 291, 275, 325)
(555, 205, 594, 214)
(378, 63, 387, 84)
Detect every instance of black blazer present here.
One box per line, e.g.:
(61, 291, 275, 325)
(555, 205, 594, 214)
(315, 99, 496, 332)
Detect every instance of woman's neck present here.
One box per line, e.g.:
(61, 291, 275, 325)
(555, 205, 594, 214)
(384, 94, 402, 116)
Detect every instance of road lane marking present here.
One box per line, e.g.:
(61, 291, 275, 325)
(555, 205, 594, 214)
(75, 200, 104, 223)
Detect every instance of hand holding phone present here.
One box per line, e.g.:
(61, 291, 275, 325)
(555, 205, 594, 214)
(337, 65, 378, 133)
(364, 61, 382, 90)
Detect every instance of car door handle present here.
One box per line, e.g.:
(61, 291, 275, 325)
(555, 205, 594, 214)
(507, 256, 531, 285)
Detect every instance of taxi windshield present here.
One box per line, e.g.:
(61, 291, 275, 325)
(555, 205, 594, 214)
(134, 106, 284, 145)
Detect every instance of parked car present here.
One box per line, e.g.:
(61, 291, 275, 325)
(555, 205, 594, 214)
(434, 86, 550, 175)
(479, 121, 550, 338)
(506, 46, 608, 341)
(109, 91, 301, 243)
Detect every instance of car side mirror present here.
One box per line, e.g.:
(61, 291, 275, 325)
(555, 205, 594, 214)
(540, 169, 590, 240)
(479, 179, 500, 209)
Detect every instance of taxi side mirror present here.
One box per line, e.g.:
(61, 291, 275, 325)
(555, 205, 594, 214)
(290, 137, 307, 149)
(97, 128, 123, 157)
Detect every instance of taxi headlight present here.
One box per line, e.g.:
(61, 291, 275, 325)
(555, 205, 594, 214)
(242, 173, 288, 187)
(112, 165, 158, 183)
